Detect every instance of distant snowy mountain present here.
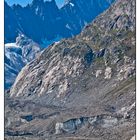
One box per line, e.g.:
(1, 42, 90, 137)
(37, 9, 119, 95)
(5, 34, 40, 89)
(5, 0, 115, 44)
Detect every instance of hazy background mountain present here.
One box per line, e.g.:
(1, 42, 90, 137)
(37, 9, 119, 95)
(4, 0, 115, 44)
(5, 34, 40, 89)
(6, 0, 65, 8)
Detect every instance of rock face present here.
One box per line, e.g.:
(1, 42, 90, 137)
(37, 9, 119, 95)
(5, 0, 114, 43)
(5, 34, 40, 89)
(5, 0, 136, 139)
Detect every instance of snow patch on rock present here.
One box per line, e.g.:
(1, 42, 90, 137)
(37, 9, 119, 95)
(104, 67, 112, 79)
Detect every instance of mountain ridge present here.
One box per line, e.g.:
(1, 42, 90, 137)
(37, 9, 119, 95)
(5, 0, 115, 43)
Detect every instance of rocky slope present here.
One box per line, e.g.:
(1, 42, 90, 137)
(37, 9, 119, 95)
(5, 34, 40, 89)
(5, 0, 114, 43)
(5, 0, 136, 139)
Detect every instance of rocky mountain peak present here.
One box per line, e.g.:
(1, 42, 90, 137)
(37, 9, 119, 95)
(5, 0, 115, 43)
(31, 0, 58, 8)
(5, 34, 40, 89)
(16, 34, 29, 46)
(32, 0, 44, 5)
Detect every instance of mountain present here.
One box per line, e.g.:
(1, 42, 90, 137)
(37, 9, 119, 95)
(5, 34, 40, 89)
(4, 2, 22, 43)
(5, 0, 135, 139)
(4, 0, 115, 89)
(5, 0, 115, 44)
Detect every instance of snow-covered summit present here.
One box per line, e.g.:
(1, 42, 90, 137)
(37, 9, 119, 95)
(5, 34, 40, 89)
